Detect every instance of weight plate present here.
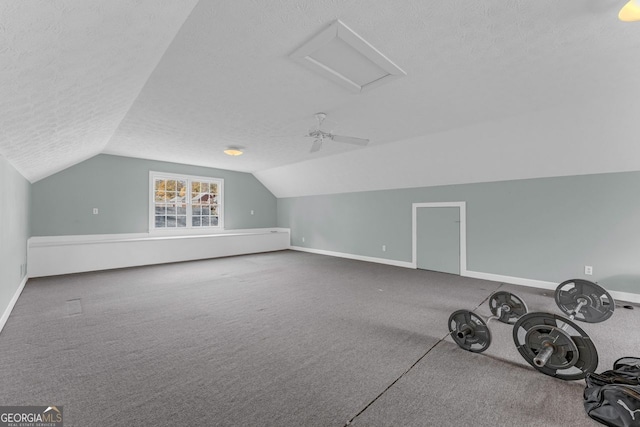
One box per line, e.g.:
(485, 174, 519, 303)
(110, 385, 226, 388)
(555, 279, 615, 323)
(523, 325, 579, 370)
(488, 291, 528, 324)
(448, 309, 491, 353)
(513, 312, 598, 380)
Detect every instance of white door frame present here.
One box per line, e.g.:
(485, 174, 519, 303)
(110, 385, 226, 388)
(412, 202, 467, 275)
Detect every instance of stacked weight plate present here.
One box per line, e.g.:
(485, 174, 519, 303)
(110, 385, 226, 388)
(513, 279, 615, 380)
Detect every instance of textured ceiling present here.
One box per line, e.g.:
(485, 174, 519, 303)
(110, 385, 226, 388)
(0, 0, 200, 181)
(1, 0, 639, 194)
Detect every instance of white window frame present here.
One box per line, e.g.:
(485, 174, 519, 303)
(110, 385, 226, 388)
(149, 171, 224, 233)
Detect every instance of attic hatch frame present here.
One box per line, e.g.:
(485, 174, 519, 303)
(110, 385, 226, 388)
(289, 20, 406, 94)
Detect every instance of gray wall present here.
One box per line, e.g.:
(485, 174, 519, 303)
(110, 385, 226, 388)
(278, 171, 640, 295)
(0, 156, 30, 320)
(31, 154, 277, 236)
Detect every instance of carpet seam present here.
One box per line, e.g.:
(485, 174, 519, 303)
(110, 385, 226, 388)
(344, 283, 504, 426)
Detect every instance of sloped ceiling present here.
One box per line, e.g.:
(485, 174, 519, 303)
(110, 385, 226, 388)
(1, 1, 639, 197)
(0, 0, 200, 181)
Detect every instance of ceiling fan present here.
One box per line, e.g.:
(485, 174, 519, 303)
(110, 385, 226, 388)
(305, 112, 369, 153)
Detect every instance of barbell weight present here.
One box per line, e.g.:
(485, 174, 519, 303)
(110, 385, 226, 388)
(512, 312, 598, 380)
(448, 309, 492, 353)
(554, 279, 615, 323)
(488, 291, 528, 324)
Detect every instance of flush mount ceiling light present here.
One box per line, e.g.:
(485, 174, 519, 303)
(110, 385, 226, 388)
(223, 147, 243, 156)
(290, 20, 406, 94)
(619, 0, 640, 21)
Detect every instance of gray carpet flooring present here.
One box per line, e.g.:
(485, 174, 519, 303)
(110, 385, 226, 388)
(0, 250, 638, 426)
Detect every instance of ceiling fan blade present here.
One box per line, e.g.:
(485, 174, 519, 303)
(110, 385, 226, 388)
(310, 139, 323, 153)
(330, 134, 369, 146)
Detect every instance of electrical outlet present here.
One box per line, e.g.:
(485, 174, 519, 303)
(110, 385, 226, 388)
(585, 265, 593, 275)
(93, 208, 99, 215)
(302, 237, 305, 243)
(382, 244, 386, 252)
(250, 210, 254, 215)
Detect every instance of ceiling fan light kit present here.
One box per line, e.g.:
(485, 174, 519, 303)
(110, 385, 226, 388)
(619, 0, 640, 21)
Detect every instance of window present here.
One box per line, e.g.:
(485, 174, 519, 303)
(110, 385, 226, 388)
(150, 172, 223, 230)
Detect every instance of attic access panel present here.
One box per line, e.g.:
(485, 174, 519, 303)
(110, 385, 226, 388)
(290, 20, 406, 93)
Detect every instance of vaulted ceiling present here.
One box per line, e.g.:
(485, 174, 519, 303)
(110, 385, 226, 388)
(1, 1, 639, 197)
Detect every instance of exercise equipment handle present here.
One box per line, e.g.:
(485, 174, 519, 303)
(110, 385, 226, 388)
(534, 343, 554, 367)
(457, 326, 472, 339)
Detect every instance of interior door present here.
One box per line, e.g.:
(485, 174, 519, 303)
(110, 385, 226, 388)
(416, 207, 460, 274)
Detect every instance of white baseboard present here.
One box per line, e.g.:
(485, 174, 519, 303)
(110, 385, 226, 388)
(463, 270, 559, 291)
(0, 274, 28, 335)
(464, 269, 640, 304)
(289, 246, 414, 269)
(601, 290, 640, 305)
(289, 247, 640, 304)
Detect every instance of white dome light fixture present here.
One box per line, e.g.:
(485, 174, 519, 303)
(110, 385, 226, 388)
(223, 147, 244, 156)
(619, 0, 640, 22)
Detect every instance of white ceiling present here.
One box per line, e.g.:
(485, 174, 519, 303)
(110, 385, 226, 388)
(1, 0, 639, 197)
